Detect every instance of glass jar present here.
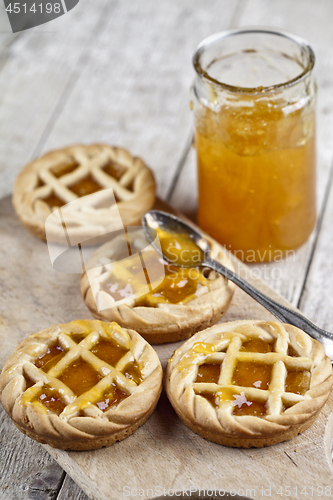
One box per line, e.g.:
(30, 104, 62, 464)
(192, 29, 316, 262)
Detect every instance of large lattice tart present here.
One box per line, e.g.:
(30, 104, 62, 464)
(80, 229, 236, 344)
(12, 144, 156, 242)
(0, 320, 163, 450)
(165, 320, 333, 448)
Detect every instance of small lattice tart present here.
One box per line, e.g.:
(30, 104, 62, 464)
(0, 320, 163, 450)
(12, 144, 156, 242)
(165, 320, 333, 448)
(80, 229, 235, 344)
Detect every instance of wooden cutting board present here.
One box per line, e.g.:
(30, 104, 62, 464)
(1, 194, 333, 500)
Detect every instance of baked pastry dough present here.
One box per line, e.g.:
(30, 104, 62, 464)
(165, 320, 333, 447)
(12, 144, 156, 242)
(80, 229, 236, 344)
(0, 320, 162, 450)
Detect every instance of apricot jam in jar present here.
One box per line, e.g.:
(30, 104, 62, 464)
(192, 29, 316, 262)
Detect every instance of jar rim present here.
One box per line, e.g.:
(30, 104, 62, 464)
(193, 28, 315, 94)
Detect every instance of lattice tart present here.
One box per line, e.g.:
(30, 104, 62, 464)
(0, 320, 163, 450)
(12, 144, 156, 242)
(165, 320, 333, 448)
(80, 228, 235, 344)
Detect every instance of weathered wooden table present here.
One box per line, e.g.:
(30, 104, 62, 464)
(1, 1, 333, 498)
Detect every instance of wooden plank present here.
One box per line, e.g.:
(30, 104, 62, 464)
(298, 169, 333, 330)
(0, 0, 119, 200)
(57, 475, 89, 500)
(1, 195, 333, 500)
(170, 0, 333, 306)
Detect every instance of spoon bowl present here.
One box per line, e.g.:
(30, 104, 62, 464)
(143, 210, 210, 264)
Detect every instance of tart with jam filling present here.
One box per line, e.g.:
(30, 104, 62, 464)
(80, 228, 235, 344)
(12, 144, 155, 242)
(0, 320, 162, 450)
(165, 320, 333, 447)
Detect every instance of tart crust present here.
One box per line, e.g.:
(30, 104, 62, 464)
(0, 320, 163, 450)
(12, 144, 156, 242)
(165, 320, 333, 448)
(80, 229, 236, 344)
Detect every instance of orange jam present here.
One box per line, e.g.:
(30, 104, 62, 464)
(240, 338, 274, 353)
(196, 363, 221, 384)
(136, 228, 208, 305)
(24, 375, 35, 389)
(232, 399, 267, 417)
(100, 251, 155, 303)
(282, 400, 296, 412)
(51, 162, 79, 178)
(123, 363, 143, 385)
(287, 345, 299, 357)
(155, 228, 204, 266)
(103, 161, 127, 180)
(195, 99, 316, 262)
(34, 343, 67, 372)
(91, 339, 128, 366)
(42, 193, 65, 208)
(34, 386, 66, 416)
(96, 383, 128, 411)
(285, 369, 310, 395)
(135, 265, 211, 306)
(196, 390, 219, 408)
(59, 359, 102, 396)
(232, 362, 272, 390)
(68, 174, 102, 197)
(71, 333, 87, 344)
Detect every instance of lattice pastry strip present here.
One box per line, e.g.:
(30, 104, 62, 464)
(0, 320, 163, 450)
(34, 146, 141, 206)
(165, 320, 333, 448)
(12, 144, 156, 242)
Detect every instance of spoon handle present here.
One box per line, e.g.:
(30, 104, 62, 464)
(204, 256, 333, 343)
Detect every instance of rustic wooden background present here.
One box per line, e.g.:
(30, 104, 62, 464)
(1, 0, 333, 498)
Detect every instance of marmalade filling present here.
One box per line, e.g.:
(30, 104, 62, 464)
(59, 359, 103, 397)
(240, 337, 274, 353)
(232, 362, 272, 390)
(96, 383, 129, 411)
(91, 339, 128, 366)
(154, 228, 204, 266)
(33, 386, 67, 416)
(285, 369, 310, 395)
(34, 342, 67, 372)
(196, 363, 221, 384)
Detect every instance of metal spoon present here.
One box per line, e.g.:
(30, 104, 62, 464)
(142, 209, 333, 360)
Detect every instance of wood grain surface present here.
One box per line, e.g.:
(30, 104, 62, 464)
(1, 0, 333, 499)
